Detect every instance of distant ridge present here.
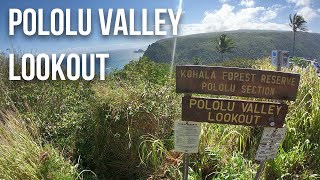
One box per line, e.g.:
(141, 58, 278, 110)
(143, 30, 320, 64)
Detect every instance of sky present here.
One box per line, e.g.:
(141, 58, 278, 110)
(0, 0, 319, 54)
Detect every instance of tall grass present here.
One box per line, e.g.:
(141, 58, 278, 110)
(75, 59, 180, 178)
(0, 55, 86, 179)
(265, 65, 320, 179)
(0, 111, 80, 179)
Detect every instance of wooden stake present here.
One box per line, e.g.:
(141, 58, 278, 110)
(254, 50, 283, 180)
(182, 93, 192, 180)
(183, 152, 189, 180)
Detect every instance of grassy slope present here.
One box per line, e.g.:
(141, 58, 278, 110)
(0, 112, 80, 180)
(143, 30, 320, 64)
(1, 54, 320, 179)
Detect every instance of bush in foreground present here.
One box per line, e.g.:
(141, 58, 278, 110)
(0, 111, 80, 179)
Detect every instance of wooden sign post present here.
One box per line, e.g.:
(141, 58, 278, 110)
(174, 117, 200, 180)
(175, 57, 300, 180)
(254, 50, 288, 180)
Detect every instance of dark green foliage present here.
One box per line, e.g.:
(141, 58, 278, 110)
(212, 57, 258, 68)
(192, 56, 202, 65)
(0, 56, 94, 153)
(144, 43, 175, 64)
(143, 30, 320, 64)
(290, 57, 309, 68)
(289, 14, 308, 32)
(215, 34, 236, 61)
(113, 56, 171, 85)
(6, 79, 94, 153)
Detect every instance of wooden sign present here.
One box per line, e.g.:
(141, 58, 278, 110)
(176, 65, 300, 101)
(182, 96, 288, 127)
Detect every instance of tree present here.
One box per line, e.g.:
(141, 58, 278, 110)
(289, 13, 307, 56)
(215, 34, 235, 61)
(192, 56, 202, 65)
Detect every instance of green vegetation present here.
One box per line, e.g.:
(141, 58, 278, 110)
(215, 34, 236, 61)
(212, 57, 258, 68)
(1, 52, 320, 179)
(143, 30, 320, 64)
(0, 111, 80, 180)
(290, 57, 309, 68)
(192, 56, 202, 65)
(289, 13, 308, 56)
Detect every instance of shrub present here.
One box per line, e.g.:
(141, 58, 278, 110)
(75, 57, 180, 178)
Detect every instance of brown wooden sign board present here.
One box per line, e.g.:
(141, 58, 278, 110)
(182, 96, 288, 127)
(176, 65, 300, 101)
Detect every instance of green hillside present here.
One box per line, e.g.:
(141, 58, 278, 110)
(143, 30, 320, 64)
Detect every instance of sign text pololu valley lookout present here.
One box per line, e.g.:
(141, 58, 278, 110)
(182, 96, 288, 127)
(175, 62, 300, 180)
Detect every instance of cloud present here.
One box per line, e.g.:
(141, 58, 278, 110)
(286, 0, 319, 22)
(298, 6, 319, 21)
(260, 10, 277, 22)
(260, 5, 282, 22)
(240, 0, 255, 7)
(286, 0, 310, 7)
(179, 4, 289, 35)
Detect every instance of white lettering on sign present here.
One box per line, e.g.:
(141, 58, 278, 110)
(9, 8, 182, 36)
(9, 53, 108, 81)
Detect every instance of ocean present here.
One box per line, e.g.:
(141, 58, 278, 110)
(61, 48, 144, 75)
(104, 48, 144, 73)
